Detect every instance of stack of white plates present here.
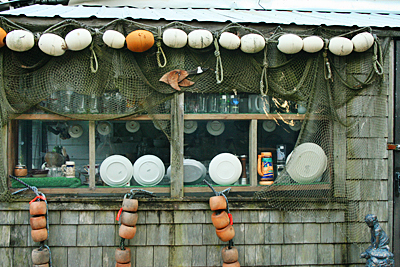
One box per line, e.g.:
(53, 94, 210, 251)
(166, 159, 206, 184)
(286, 142, 327, 183)
(100, 155, 133, 187)
(209, 153, 242, 185)
(133, 155, 165, 186)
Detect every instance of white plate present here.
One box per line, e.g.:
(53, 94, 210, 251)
(286, 143, 327, 183)
(126, 121, 140, 133)
(206, 121, 225, 136)
(209, 153, 242, 185)
(133, 155, 165, 186)
(166, 159, 206, 183)
(263, 120, 276, 132)
(100, 155, 133, 186)
(289, 120, 302, 131)
(97, 122, 112, 135)
(68, 124, 83, 138)
(184, 121, 198, 134)
(154, 121, 168, 131)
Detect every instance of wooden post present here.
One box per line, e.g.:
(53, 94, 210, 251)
(170, 93, 184, 198)
(89, 121, 96, 189)
(249, 119, 258, 186)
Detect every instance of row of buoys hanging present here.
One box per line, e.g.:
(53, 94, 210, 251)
(115, 196, 138, 267)
(0, 25, 375, 58)
(277, 31, 375, 56)
(30, 197, 51, 266)
(209, 195, 240, 267)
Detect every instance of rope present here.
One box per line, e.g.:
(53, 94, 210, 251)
(260, 41, 269, 96)
(156, 27, 167, 68)
(214, 38, 223, 84)
(372, 39, 384, 76)
(90, 41, 99, 73)
(323, 39, 333, 81)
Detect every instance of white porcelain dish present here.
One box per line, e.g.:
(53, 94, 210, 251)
(166, 159, 206, 184)
(184, 121, 198, 134)
(100, 155, 133, 186)
(97, 122, 112, 135)
(286, 143, 327, 183)
(126, 121, 140, 133)
(206, 121, 225, 136)
(263, 120, 276, 132)
(68, 124, 83, 138)
(209, 153, 242, 185)
(133, 155, 165, 186)
(289, 120, 302, 131)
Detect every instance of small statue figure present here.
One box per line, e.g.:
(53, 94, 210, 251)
(360, 214, 394, 267)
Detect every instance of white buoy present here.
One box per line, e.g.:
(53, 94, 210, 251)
(163, 28, 188, 48)
(102, 30, 125, 49)
(351, 32, 374, 52)
(6, 30, 35, 52)
(218, 32, 241, 50)
(277, 34, 303, 54)
(188, 29, 213, 49)
(65, 28, 92, 51)
(302, 36, 324, 53)
(38, 33, 67, 56)
(240, 33, 265, 53)
(328, 37, 353, 56)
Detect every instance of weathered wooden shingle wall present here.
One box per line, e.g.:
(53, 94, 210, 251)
(0, 200, 373, 267)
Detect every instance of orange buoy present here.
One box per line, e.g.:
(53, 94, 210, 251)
(211, 211, 230, 229)
(116, 262, 132, 267)
(122, 199, 138, 212)
(32, 247, 50, 265)
(216, 224, 235, 242)
(30, 201, 47, 216)
(120, 211, 138, 227)
(30, 216, 47, 230)
(222, 246, 239, 263)
(31, 228, 48, 243)
(209, 195, 227, 211)
(119, 224, 136, 239)
(222, 261, 240, 267)
(115, 247, 131, 264)
(126, 30, 154, 52)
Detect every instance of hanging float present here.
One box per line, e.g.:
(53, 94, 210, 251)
(102, 30, 125, 49)
(328, 36, 353, 56)
(188, 29, 213, 49)
(6, 29, 35, 52)
(277, 33, 303, 54)
(162, 28, 187, 48)
(38, 33, 67, 56)
(352, 32, 374, 52)
(0, 27, 6, 48)
(240, 33, 265, 53)
(126, 29, 155, 52)
(302, 35, 324, 53)
(218, 32, 241, 50)
(64, 28, 92, 51)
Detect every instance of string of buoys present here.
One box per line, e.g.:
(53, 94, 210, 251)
(115, 189, 155, 267)
(0, 21, 375, 58)
(206, 180, 240, 267)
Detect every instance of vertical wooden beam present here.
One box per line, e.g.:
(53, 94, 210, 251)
(89, 121, 96, 190)
(249, 119, 258, 186)
(387, 40, 394, 249)
(7, 120, 18, 186)
(170, 93, 184, 198)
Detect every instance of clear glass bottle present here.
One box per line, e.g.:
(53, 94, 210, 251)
(89, 94, 99, 114)
(219, 94, 229, 113)
(230, 95, 239, 113)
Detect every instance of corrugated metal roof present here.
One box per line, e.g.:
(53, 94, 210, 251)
(1, 4, 400, 28)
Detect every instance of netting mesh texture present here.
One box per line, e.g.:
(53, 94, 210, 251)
(0, 17, 391, 244)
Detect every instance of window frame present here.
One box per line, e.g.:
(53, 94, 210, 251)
(7, 92, 333, 197)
